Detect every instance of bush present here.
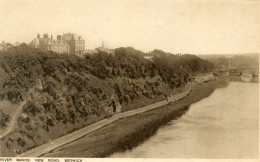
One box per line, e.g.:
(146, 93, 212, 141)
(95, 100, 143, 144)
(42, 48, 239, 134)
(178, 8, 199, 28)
(0, 110, 10, 127)
(17, 137, 26, 147)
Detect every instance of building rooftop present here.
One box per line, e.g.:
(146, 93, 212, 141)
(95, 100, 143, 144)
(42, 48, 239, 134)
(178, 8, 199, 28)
(29, 35, 68, 46)
(62, 33, 84, 40)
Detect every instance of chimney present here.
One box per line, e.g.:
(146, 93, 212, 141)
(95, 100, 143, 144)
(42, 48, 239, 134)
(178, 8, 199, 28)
(51, 35, 53, 40)
(57, 35, 61, 41)
(37, 34, 40, 39)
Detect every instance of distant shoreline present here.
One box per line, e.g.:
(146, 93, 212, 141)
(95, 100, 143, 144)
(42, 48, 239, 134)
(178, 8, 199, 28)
(229, 75, 259, 83)
(41, 79, 228, 158)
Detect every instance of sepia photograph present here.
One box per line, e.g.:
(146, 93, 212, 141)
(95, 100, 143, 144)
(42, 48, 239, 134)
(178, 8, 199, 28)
(0, 0, 259, 160)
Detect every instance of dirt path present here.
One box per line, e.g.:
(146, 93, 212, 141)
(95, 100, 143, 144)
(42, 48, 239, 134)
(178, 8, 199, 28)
(18, 86, 191, 157)
(0, 101, 26, 139)
(0, 86, 39, 139)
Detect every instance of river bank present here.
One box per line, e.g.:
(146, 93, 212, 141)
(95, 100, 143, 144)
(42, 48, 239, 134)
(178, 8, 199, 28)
(42, 78, 228, 157)
(111, 81, 259, 158)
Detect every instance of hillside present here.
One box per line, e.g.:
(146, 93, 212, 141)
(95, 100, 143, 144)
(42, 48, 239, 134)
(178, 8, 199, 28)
(198, 53, 259, 69)
(230, 54, 259, 69)
(0, 45, 213, 156)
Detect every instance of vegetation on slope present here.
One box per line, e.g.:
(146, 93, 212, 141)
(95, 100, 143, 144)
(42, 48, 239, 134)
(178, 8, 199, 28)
(0, 45, 213, 156)
(0, 110, 10, 128)
(42, 79, 226, 158)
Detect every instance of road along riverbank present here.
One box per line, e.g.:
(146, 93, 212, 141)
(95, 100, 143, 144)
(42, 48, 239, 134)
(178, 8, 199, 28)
(39, 78, 228, 158)
(18, 83, 192, 157)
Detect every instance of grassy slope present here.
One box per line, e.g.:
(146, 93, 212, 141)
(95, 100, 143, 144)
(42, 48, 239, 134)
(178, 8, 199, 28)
(42, 79, 228, 157)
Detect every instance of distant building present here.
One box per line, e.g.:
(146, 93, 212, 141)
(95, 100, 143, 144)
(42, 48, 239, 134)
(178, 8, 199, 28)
(85, 41, 115, 55)
(195, 72, 214, 83)
(85, 49, 98, 55)
(62, 33, 85, 55)
(95, 41, 114, 54)
(214, 58, 229, 72)
(28, 33, 69, 54)
(29, 33, 85, 55)
(101, 40, 105, 48)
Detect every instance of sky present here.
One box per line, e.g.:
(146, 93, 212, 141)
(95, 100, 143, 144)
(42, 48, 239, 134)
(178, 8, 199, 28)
(0, 0, 259, 54)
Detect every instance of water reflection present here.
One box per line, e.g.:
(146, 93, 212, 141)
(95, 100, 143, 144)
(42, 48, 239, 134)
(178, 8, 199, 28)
(110, 81, 259, 158)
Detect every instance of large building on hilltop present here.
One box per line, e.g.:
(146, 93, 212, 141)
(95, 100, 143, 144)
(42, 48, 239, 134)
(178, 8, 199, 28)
(62, 33, 85, 55)
(29, 33, 85, 55)
(29, 33, 69, 54)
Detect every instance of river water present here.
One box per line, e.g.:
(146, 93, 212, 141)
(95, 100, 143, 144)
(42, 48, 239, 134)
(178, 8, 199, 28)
(110, 81, 259, 158)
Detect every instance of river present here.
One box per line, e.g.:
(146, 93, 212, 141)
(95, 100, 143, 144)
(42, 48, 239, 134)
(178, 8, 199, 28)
(110, 81, 259, 158)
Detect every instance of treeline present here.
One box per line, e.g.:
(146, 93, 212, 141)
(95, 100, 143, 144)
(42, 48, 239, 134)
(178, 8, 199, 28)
(0, 45, 213, 104)
(86, 47, 213, 87)
(0, 44, 213, 156)
(230, 54, 259, 69)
